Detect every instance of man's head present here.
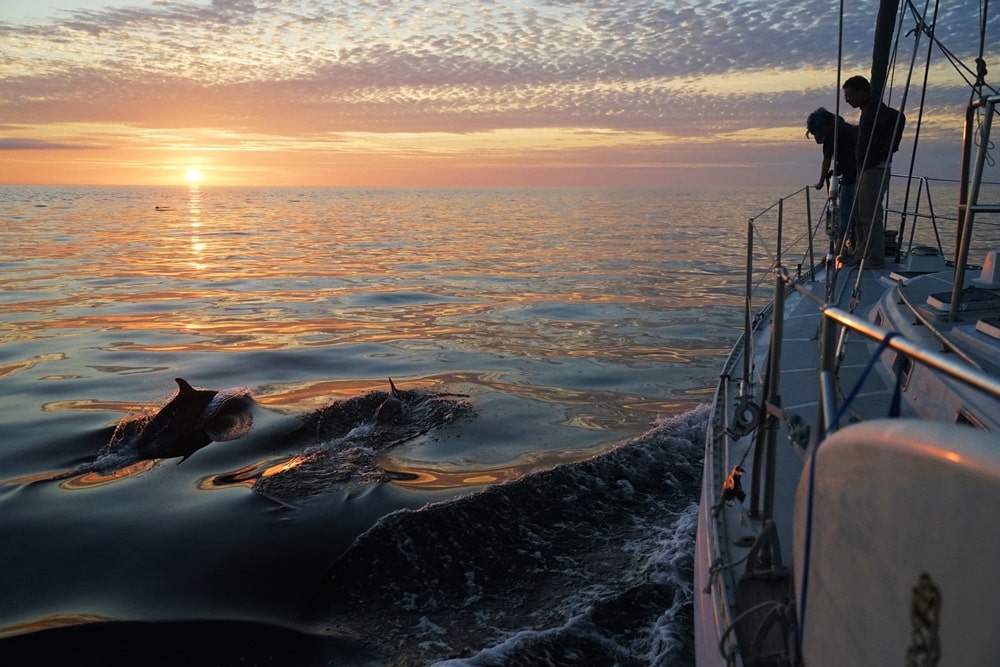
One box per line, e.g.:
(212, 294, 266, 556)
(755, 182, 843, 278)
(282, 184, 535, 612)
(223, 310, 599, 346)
(843, 75, 871, 109)
(806, 108, 835, 143)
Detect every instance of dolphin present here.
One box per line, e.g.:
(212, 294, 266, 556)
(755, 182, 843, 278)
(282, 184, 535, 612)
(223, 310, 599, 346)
(11, 379, 255, 484)
(131, 378, 219, 460)
(127, 378, 252, 462)
(373, 377, 404, 424)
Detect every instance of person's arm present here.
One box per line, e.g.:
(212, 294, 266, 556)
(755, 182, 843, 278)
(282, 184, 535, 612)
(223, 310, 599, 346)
(816, 154, 832, 189)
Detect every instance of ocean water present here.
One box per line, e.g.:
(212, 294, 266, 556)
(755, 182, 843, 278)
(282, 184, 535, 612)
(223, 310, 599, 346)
(0, 185, 786, 666)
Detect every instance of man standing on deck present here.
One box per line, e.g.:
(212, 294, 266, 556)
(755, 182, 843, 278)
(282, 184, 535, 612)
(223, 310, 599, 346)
(806, 107, 858, 250)
(843, 75, 904, 268)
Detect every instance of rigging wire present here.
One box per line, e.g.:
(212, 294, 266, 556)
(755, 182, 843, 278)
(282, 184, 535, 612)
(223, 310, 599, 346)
(829, 0, 846, 259)
(841, 0, 997, 279)
(845, 0, 912, 307)
(974, 0, 991, 103)
(974, 0, 996, 170)
(898, 0, 997, 99)
(896, 0, 939, 256)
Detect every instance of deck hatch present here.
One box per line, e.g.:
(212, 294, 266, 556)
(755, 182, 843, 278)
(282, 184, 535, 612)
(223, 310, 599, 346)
(976, 316, 1000, 340)
(926, 287, 1000, 313)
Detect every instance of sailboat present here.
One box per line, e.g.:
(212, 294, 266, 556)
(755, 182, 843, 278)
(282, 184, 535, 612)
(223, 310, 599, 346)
(695, 1, 1000, 664)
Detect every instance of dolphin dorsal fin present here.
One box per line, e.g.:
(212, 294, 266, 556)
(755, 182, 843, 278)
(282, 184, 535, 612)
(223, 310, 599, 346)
(175, 378, 196, 393)
(388, 377, 399, 397)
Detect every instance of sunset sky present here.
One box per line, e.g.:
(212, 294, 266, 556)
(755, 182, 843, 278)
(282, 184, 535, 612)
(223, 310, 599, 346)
(1, 0, 996, 187)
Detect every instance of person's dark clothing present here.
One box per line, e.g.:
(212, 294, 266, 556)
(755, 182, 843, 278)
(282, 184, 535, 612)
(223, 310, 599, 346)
(856, 97, 902, 169)
(825, 118, 858, 184)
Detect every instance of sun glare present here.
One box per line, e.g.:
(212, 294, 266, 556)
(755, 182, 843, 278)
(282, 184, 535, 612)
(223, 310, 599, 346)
(185, 169, 203, 183)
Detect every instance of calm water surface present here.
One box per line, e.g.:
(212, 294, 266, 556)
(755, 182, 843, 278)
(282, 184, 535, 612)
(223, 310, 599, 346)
(2, 186, 767, 465)
(0, 185, 794, 665)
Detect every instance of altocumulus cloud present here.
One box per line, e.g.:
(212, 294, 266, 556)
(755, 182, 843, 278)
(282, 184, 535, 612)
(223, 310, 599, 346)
(6, 0, 991, 136)
(0, 0, 995, 186)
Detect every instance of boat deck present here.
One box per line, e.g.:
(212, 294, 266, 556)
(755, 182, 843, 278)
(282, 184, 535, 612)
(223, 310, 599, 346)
(700, 251, 1000, 664)
(744, 261, 905, 575)
(700, 258, 915, 664)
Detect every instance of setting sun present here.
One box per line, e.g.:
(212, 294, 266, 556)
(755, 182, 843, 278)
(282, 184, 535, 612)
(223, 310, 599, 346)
(185, 169, 203, 183)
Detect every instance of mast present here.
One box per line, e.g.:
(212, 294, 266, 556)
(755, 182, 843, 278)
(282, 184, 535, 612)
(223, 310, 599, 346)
(869, 0, 900, 99)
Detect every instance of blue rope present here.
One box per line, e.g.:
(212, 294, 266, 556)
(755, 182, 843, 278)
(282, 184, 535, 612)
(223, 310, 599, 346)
(828, 332, 900, 432)
(799, 331, 900, 646)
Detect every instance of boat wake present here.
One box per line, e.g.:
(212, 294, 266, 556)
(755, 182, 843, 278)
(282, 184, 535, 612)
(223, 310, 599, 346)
(0, 387, 706, 667)
(308, 405, 707, 666)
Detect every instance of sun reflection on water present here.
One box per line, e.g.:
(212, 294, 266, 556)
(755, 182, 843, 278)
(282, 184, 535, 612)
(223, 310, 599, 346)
(188, 183, 205, 270)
